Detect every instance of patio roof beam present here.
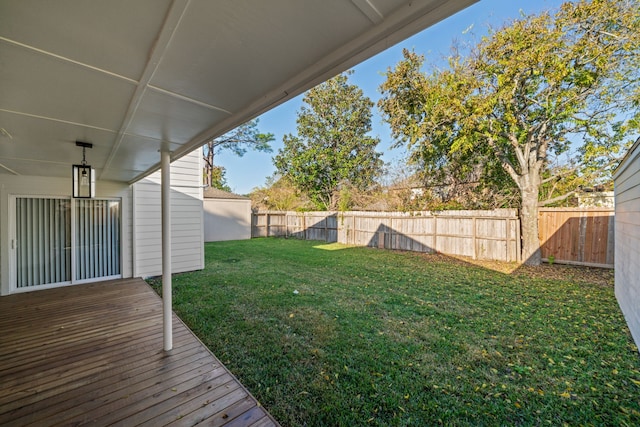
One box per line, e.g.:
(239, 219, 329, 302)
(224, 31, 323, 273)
(100, 0, 191, 181)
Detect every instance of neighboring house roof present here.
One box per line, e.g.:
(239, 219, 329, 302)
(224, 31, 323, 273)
(203, 188, 249, 200)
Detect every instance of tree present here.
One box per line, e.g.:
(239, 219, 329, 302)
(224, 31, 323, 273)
(273, 72, 383, 210)
(203, 119, 274, 188)
(249, 175, 311, 211)
(379, 0, 640, 264)
(206, 165, 231, 192)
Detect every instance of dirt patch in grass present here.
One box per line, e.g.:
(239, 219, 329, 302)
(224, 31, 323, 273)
(416, 253, 614, 287)
(512, 263, 614, 286)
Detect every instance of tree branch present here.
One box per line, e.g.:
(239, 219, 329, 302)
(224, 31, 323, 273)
(541, 164, 579, 184)
(487, 135, 522, 186)
(539, 191, 576, 206)
(498, 131, 528, 172)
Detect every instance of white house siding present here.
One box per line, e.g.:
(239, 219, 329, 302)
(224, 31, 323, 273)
(614, 138, 640, 350)
(203, 198, 252, 242)
(133, 149, 204, 277)
(0, 176, 133, 295)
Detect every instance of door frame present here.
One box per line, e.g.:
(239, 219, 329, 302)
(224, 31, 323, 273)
(9, 195, 123, 294)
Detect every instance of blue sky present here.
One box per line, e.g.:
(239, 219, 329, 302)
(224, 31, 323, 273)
(216, 0, 567, 195)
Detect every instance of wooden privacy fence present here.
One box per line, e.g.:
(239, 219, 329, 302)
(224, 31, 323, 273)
(252, 210, 521, 262)
(538, 208, 614, 268)
(253, 209, 616, 267)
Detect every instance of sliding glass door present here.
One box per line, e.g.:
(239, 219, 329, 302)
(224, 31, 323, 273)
(15, 198, 71, 288)
(74, 199, 121, 282)
(13, 196, 121, 290)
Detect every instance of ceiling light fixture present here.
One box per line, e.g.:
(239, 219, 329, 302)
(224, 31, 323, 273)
(73, 141, 95, 198)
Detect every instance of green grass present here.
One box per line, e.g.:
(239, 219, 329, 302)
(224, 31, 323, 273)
(149, 238, 640, 426)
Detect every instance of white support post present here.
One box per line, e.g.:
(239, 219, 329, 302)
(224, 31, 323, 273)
(161, 148, 173, 351)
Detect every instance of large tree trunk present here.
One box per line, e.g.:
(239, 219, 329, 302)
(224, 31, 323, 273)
(520, 186, 541, 265)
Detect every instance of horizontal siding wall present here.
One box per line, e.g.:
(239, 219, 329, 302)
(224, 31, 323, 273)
(614, 139, 640, 351)
(133, 149, 204, 278)
(252, 210, 521, 262)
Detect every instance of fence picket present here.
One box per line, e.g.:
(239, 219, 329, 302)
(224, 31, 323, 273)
(252, 210, 520, 262)
(538, 208, 614, 268)
(251, 209, 613, 267)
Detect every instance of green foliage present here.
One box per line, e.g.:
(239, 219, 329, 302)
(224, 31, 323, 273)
(206, 119, 274, 158)
(150, 239, 639, 427)
(206, 165, 231, 192)
(336, 186, 353, 212)
(249, 176, 312, 211)
(203, 119, 274, 187)
(274, 72, 383, 210)
(379, 0, 640, 262)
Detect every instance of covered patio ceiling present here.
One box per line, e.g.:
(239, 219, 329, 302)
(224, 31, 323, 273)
(0, 0, 476, 184)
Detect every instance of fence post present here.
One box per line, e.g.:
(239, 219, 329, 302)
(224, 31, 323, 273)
(472, 217, 477, 260)
(433, 216, 438, 254)
(266, 213, 270, 237)
(303, 214, 307, 240)
(578, 211, 587, 263)
(353, 214, 356, 245)
(516, 215, 522, 263)
(325, 215, 328, 242)
(505, 218, 511, 262)
(285, 212, 289, 238)
(343, 213, 349, 244)
(606, 214, 615, 265)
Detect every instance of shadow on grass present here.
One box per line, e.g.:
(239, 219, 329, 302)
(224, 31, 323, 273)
(312, 223, 614, 287)
(150, 238, 636, 427)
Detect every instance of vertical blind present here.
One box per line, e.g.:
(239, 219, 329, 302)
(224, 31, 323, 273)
(15, 197, 121, 288)
(16, 198, 71, 288)
(74, 199, 121, 281)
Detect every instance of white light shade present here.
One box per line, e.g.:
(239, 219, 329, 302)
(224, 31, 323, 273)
(72, 164, 95, 198)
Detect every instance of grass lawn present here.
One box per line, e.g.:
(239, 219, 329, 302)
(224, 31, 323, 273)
(149, 238, 640, 426)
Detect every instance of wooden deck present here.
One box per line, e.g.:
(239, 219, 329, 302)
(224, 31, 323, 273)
(0, 278, 279, 427)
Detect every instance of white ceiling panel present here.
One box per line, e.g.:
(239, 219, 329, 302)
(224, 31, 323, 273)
(0, 0, 171, 80)
(129, 89, 231, 145)
(150, 0, 371, 113)
(0, 42, 136, 131)
(0, 111, 113, 171)
(100, 136, 177, 181)
(0, 0, 476, 184)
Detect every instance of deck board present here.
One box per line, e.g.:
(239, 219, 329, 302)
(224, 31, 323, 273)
(0, 278, 279, 427)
